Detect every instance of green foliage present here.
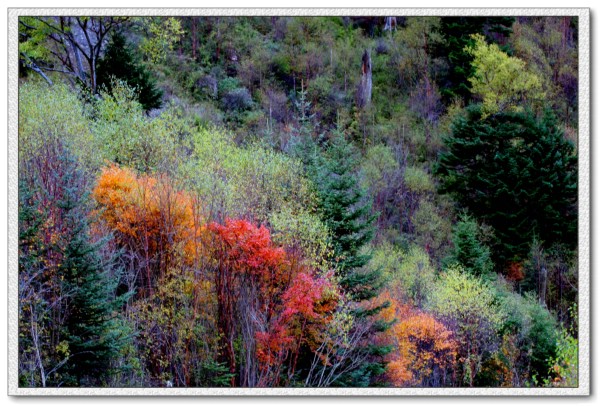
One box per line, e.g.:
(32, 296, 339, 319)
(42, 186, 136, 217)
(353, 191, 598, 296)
(61, 215, 127, 386)
(269, 207, 333, 271)
(389, 17, 443, 101)
(92, 80, 179, 173)
(309, 132, 389, 387)
(547, 326, 578, 387)
(182, 126, 317, 224)
(428, 265, 505, 386)
(467, 34, 544, 117)
(360, 144, 399, 193)
(18, 80, 99, 169)
(139, 17, 184, 64)
(18, 17, 53, 62)
(411, 200, 453, 262)
(526, 299, 559, 380)
(433, 17, 515, 103)
(511, 17, 579, 126)
(218, 77, 242, 96)
(19, 138, 127, 386)
(97, 31, 163, 110)
(404, 166, 434, 194)
(491, 280, 558, 386)
(371, 243, 435, 306)
(429, 265, 504, 333)
(196, 360, 236, 387)
(313, 133, 378, 296)
(445, 214, 493, 279)
(436, 106, 577, 266)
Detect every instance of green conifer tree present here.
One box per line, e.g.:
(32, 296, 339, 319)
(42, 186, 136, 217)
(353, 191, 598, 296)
(58, 183, 123, 386)
(19, 139, 128, 387)
(97, 31, 163, 110)
(313, 131, 391, 387)
(446, 214, 493, 279)
(436, 105, 577, 267)
(315, 132, 379, 298)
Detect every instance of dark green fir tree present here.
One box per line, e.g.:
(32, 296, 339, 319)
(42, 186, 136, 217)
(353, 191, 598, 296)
(315, 131, 379, 298)
(19, 139, 129, 387)
(436, 105, 577, 267)
(313, 131, 391, 387)
(97, 31, 163, 110)
(445, 213, 494, 280)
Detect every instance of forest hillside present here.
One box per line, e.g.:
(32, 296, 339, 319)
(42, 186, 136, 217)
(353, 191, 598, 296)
(17, 16, 579, 388)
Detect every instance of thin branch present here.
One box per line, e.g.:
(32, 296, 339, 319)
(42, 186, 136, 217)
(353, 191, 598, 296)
(20, 52, 53, 86)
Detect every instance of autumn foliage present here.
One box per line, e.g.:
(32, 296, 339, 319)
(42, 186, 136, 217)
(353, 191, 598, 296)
(387, 304, 458, 387)
(255, 271, 336, 385)
(93, 165, 204, 293)
(92, 167, 340, 387)
(208, 218, 336, 386)
(506, 261, 525, 282)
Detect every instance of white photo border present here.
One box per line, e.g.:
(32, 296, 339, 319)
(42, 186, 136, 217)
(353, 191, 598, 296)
(7, 7, 590, 396)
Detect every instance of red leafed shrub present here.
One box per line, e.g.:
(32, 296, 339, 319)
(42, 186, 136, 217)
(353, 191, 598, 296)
(506, 261, 525, 282)
(208, 218, 287, 280)
(208, 218, 337, 386)
(281, 272, 329, 320)
(255, 271, 334, 385)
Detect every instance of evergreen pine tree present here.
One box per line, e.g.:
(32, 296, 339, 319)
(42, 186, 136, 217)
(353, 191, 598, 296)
(288, 87, 322, 172)
(436, 105, 577, 267)
(97, 31, 163, 110)
(445, 214, 493, 279)
(315, 132, 379, 299)
(312, 131, 391, 387)
(288, 94, 390, 386)
(58, 178, 123, 386)
(19, 139, 128, 386)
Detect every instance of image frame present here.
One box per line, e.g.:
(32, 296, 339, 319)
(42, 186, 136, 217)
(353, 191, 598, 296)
(7, 7, 590, 396)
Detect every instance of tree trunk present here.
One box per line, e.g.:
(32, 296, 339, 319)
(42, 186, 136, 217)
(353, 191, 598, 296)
(384, 17, 397, 32)
(191, 18, 197, 60)
(357, 49, 372, 109)
(539, 266, 548, 307)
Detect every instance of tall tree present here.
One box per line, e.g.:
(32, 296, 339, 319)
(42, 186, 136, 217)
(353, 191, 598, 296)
(466, 34, 544, 117)
(436, 106, 577, 267)
(19, 16, 126, 92)
(433, 17, 514, 103)
(311, 132, 391, 386)
(19, 137, 126, 386)
(97, 31, 163, 110)
(315, 132, 379, 299)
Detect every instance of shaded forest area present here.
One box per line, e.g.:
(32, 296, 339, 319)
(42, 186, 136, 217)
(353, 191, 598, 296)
(18, 15, 578, 388)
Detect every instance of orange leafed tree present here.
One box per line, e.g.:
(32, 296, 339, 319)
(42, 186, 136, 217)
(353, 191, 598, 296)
(387, 307, 458, 387)
(93, 164, 205, 295)
(93, 165, 213, 386)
